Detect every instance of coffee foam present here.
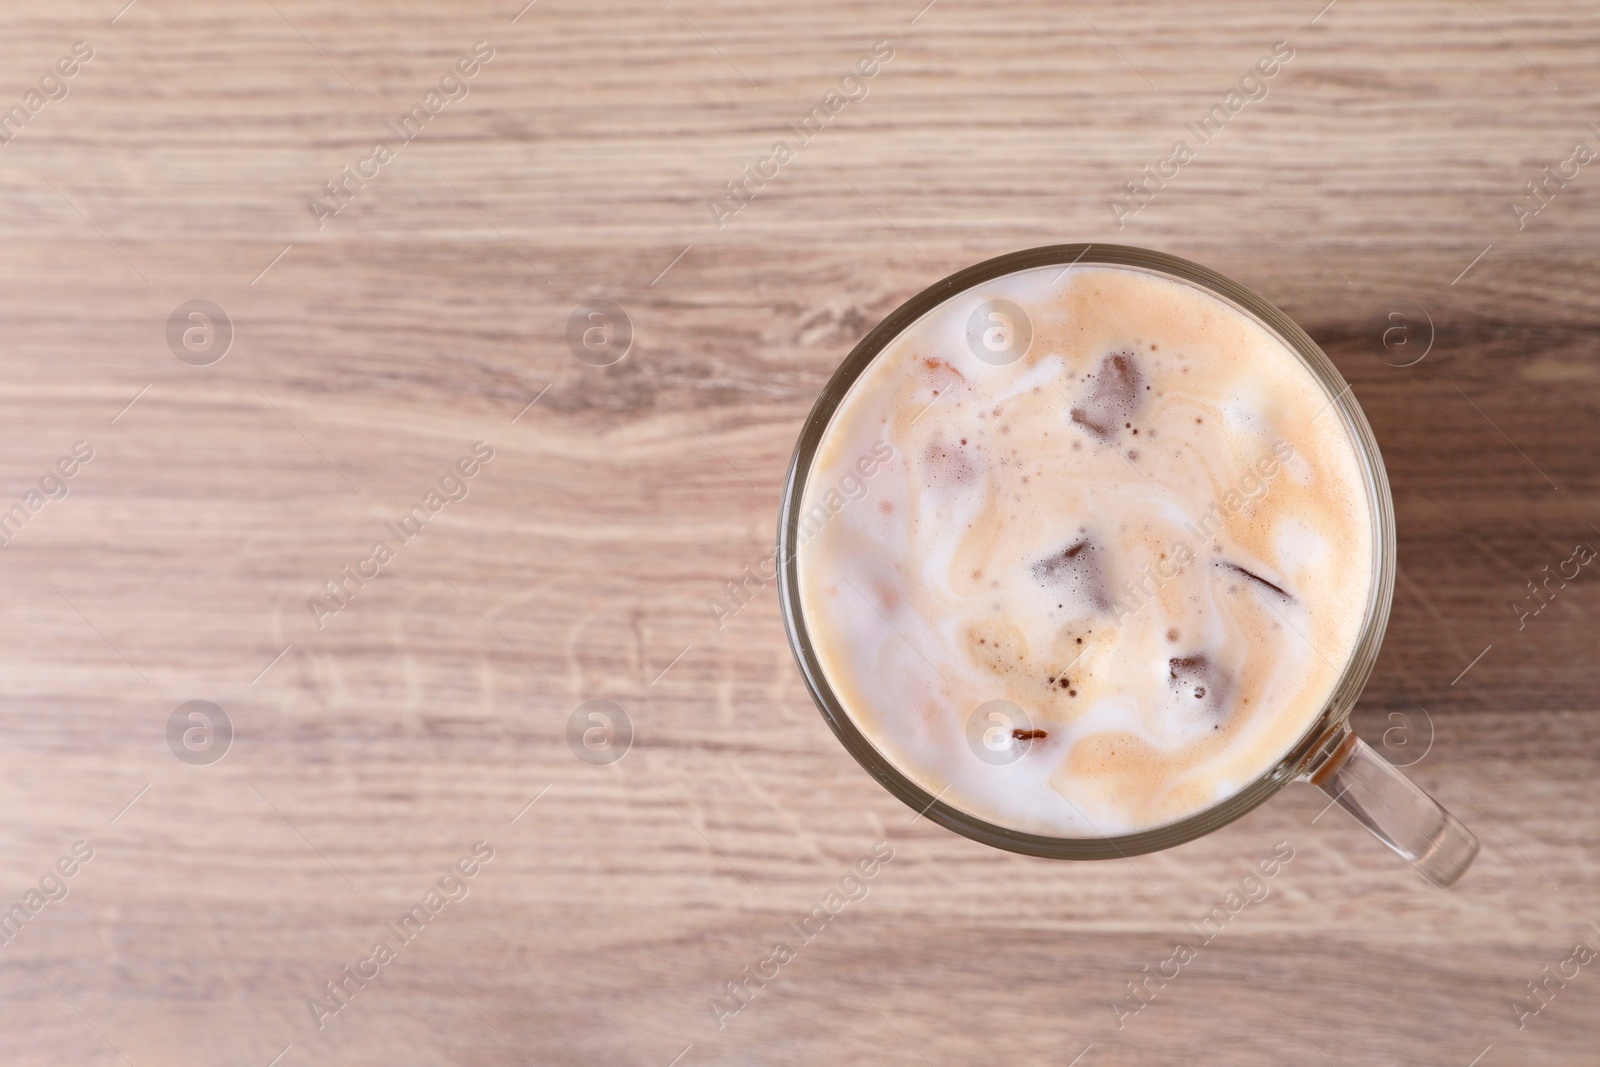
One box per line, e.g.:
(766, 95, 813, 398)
(797, 264, 1374, 837)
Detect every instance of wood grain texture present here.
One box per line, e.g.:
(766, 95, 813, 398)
(0, 0, 1598, 1063)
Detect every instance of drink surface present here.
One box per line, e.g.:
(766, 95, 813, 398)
(796, 263, 1374, 837)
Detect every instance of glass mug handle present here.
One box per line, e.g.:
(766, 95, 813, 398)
(1304, 726, 1479, 887)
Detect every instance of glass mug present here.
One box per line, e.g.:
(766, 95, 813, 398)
(776, 244, 1480, 888)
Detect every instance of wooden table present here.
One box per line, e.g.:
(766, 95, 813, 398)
(1, 0, 1596, 1063)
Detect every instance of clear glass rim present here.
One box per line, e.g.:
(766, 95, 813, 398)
(777, 243, 1397, 860)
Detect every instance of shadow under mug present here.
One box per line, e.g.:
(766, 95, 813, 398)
(776, 243, 1480, 888)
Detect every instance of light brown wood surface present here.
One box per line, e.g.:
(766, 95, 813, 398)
(1, 0, 1598, 1063)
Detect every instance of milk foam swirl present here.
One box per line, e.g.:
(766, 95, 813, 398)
(797, 265, 1373, 837)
